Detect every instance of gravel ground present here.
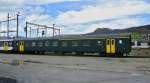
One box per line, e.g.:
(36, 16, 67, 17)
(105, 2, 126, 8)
(130, 48, 150, 57)
(0, 53, 150, 83)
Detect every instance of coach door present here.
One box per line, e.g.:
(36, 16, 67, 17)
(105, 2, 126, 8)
(19, 41, 24, 52)
(3, 42, 8, 51)
(106, 39, 116, 54)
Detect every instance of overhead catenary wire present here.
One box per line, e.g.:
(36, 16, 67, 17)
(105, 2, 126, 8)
(25, 22, 60, 38)
(0, 12, 20, 38)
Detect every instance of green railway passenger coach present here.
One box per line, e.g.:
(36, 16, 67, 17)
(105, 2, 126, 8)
(12, 34, 131, 56)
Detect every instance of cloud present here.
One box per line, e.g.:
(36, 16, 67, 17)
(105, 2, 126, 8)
(88, 17, 144, 30)
(0, 0, 80, 6)
(56, 0, 150, 25)
(0, 0, 25, 6)
(0, 0, 81, 12)
(26, 0, 81, 5)
(0, 13, 8, 20)
(0, 0, 150, 36)
(26, 14, 53, 24)
(57, 17, 149, 34)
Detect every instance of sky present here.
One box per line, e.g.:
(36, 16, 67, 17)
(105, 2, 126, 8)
(0, 0, 150, 37)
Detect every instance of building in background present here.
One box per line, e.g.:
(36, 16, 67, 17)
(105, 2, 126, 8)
(132, 34, 150, 48)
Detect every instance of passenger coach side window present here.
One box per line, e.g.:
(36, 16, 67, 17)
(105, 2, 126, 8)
(32, 42, 36, 47)
(97, 41, 101, 44)
(72, 41, 78, 46)
(52, 41, 58, 46)
(62, 42, 67, 47)
(119, 40, 122, 44)
(38, 42, 43, 47)
(45, 41, 49, 46)
(83, 41, 90, 46)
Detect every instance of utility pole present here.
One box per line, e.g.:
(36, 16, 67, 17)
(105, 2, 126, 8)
(58, 29, 60, 37)
(16, 12, 20, 38)
(25, 22, 28, 38)
(0, 13, 19, 38)
(7, 13, 10, 38)
(45, 25, 47, 37)
(26, 22, 60, 38)
(29, 27, 31, 37)
(37, 26, 39, 37)
(53, 24, 55, 38)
